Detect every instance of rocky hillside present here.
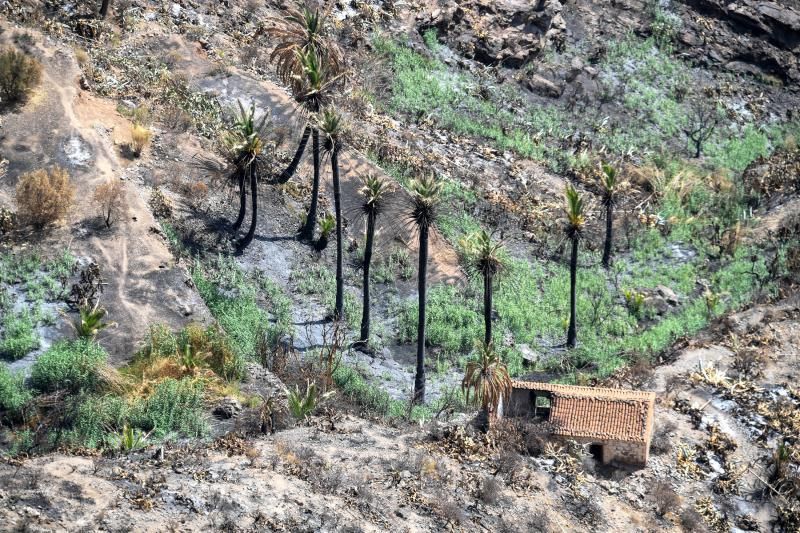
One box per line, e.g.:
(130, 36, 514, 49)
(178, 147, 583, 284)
(0, 0, 799, 531)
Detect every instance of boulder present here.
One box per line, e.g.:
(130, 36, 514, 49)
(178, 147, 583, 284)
(526, 74, 564, 98)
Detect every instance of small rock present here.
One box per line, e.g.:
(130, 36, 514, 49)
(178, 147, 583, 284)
(213, 397, 242, 420)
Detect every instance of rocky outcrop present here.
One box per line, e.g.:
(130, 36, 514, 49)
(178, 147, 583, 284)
(418, 0, 566, 67)
(677, 0, 800, 83)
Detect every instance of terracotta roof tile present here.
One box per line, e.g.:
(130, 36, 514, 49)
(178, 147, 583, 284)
(510, 380, 656, 443)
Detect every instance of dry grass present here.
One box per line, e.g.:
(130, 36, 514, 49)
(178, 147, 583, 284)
(130, 123, 152, 156)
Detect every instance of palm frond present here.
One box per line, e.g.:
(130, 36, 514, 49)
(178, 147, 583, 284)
(564, 184, 585, 238)
(458, 229, 505, 279)
(461, 342, 512, 412)
(408, 174, 441, 231)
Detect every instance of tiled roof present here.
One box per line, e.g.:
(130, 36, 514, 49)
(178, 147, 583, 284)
(511, 380, 656, 443)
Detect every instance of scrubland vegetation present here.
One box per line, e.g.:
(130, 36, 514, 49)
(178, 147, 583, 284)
(1, 0, 800, 529)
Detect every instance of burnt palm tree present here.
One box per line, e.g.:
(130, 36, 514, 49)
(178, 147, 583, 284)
(265, 3, 342, 183)
(319, 108, 345, 320)
(462, 342, 511, 432)
(99, 0, 111, 18)
(222, 102, 270, 250)
(294, 50, 340, 241)
(357, 174, 389, 347)
(600, 162, 619, 269)
(460, 230, 505, 346)
(564, 184, 586, 349)
(409, 175, 441, 404)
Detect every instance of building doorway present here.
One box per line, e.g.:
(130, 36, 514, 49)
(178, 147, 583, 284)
(589, 443, 604, 463)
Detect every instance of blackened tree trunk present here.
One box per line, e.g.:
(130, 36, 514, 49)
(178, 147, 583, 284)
(567, 237, 578, 348)
(602, 202, 613, 269)
(239, 165, 258, 249)
(332, 146, 344, 320)
(277, 124, 311, 183)
(99, 0, 111, 18)
(483, 272, 493, 346)
(299, 130, 320, 241)
(359, 209, 376, 343)
(413, 224, 429, 404)
(233, 166, 247, 231)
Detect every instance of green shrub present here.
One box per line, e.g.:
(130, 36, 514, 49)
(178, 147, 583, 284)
(131, 378, 206, 438)
(67, 394, 129, 449)
(30, 339, 107, 393)
(0, 309, 39, 360)
(0, 363, 32, 414)
(0, 47, 42, 104)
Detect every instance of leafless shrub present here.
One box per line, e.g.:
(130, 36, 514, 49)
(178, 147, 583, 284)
(653, 481, 681, 517)
(479, 476, 502, 505)
(92, 179, 126, 228)
(651, 421, 676, 455)
(15, 167, 74, 228)
(149, 187, 173, 219)
(492, 449, 522, 478)
(437, 498, 466, 526)
(680, 507, 707, 532)
(185, 181, 208, 210)
(526, 510, 552, 532)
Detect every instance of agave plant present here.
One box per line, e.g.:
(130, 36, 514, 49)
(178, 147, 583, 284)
(459, 230, 505, 346)
(564, 184, 585, 349)
(462, 342, 511, 432)
(73, 301, 114, 339)
(357, 174, 389, 347)
(315, 214, 335, 251)
(408, 174, 441, 404)
(222, 100, 271, 250)
(286, 380, 334, 420)
(110, 424, 148, 452)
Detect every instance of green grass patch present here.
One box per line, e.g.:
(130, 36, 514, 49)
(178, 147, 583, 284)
(30, 340, 107, 393)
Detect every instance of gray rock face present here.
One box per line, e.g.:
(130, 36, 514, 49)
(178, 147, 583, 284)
(420, 0, 565, 67)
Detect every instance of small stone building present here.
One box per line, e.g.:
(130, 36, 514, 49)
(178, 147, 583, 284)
(502, 380, 656, 466)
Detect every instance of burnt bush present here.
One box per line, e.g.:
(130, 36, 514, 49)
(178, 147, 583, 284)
(653, 481, 681, 517)
(15, 167, 74, 228)
(650, 421, 676, 455)
(0, 47, 41, 105)
(479, 475, 502, 505)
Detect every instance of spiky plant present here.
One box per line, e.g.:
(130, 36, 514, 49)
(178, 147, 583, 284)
(460, 230, 505, 346)
(564, 184, 585, 349)
(462, 342, 512, 432)
(600, 162, 619, 269)
(72, 301, 114, 339)
(223, 101, 271, 250)
(318, 108, 346, 320)
(265, 3, 342, 184)
(408, 174, 441, 404)
(357, 174, 389, 347)
(315, 214, 335, 251)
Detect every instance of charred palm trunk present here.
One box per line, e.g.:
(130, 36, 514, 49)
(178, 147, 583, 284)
(602, 202, 613, 269)
(332, 146, 344, 321)
(483, 272, 493, 346)
(277, 124, 311, 183)
(99, 0, 111, 18)
(567, 237, 578, 348)
(359, 209, 376, 344)
(299, 130, 321, 241)
(233, 164, 247, 231)
(239, 164, 258, 250)
(413, 224, 429, 404)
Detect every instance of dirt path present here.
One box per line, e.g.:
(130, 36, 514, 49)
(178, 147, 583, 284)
(0, 24, 208, 364)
